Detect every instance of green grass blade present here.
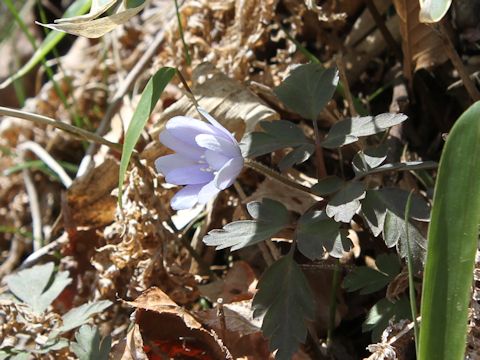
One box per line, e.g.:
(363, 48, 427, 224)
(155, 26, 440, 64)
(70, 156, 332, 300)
(118, 67, 176, 205)
(0, 0, 92, 89)
(419, 101, 480, 360)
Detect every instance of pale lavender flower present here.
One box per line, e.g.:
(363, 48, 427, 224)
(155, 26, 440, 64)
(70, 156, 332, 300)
(155, 108, 244, 210)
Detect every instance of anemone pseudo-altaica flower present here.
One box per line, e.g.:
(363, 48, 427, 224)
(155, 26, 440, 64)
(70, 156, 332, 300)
(155, 108, 244, 210)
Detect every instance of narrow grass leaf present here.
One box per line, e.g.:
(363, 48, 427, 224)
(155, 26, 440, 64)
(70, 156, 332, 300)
(118, 67, 175, 205)
(419, 101, 480, 360)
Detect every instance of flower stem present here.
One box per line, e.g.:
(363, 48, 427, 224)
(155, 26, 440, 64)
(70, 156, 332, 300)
(243, 158, 316, 196)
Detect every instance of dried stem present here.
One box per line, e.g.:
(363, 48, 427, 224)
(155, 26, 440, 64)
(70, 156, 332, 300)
(436, 21, 480, 102)
(244, 158, 316, 196)
(312, 120, 328, 179)
(0, 107, 122, 153)
(335, 53, 358, 117)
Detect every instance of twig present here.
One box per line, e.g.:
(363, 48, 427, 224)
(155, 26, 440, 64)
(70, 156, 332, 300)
(17, 141, 73, 187)
(312, 120, 328, 179)
(435, 21, 480, 102)
(0, 107, 122, 153)
(22, 168, 42, 250)
(77, 29, 166, 176)
(364, 0, 403, 60)
(0, 235, 25, 278)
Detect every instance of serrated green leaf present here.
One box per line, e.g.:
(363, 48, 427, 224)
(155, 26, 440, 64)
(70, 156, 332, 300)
(118, 67, 175, 205)
(296, 210, 351, 259)
(203, 198, 290, 250)
(0, 0, 92, 89)
(321, 113, 408, 149)
(311, 175, 345, 196)
(60, 300, 112, 333)
(253, 254, 315, 360)
(383, 210, 426, 269)
(363, 296, 411, 341)
(70, 325, 111, 360)
(343, 254, 401, 294)
(5, 262, 72, 314)
(274, 64, 339, 120)
(360, 190, 387, 237)
(419, 0, 452, 23)
(326, 181, 366, 223)
(352, 146, 388, 175)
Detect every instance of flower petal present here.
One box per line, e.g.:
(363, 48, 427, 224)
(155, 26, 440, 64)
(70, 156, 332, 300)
(197, 181, 221, 204)
(165, 165, 214, 185)
(195, 134, 241, 158)
(166, 116, 220, 145)
(214, 156, 244, 189)
(155, 154, 197, 176)
(204, 150, 229, 170)
(197, 107, 237, 143)
(159, 129, 203, 160)
(171, 184, 203, 210)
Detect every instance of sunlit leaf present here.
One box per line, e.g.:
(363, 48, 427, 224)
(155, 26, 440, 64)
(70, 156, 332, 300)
(60, 300, 112, 333)
(118, 67, 176, 205)
(5, 262, 72, 314)
(352, 146, 388, 175)
(71, 325, 111, 360)
(326, 181, 366, 223)
(343, 254, 401, 294)
(274, 63, 339, 120)
(253, 254, 315, 360)
(203, 198, 290, 251)
(321, 113, 408, 149)
(296, 210, 351, 259)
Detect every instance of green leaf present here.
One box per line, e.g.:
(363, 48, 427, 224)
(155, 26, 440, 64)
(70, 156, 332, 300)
(321, 113, 408, 149)
(358, 161, 437, 177)
(419, 101, 480, 360)
(296, 210, 351, 259)
(360, 190, 387, 237)
(352, 146, 388, 175)
(343, 254, 401, 294)
(326, 181, 366, 223)
(0, 0, 92, 89)
(5, 262, 72, 314)
(376, 188, 430, 221)
(274, 64, 339, 120)
(383, 210, 426, 269)
(253, 254, 315, 360)
(241, 120, 315, 170)
(363, 296, 411, 341)
(118, 67, 175, 205)
(203, 198, 290, 250)
(70, 325, 111, 360)
(419, 0, 452, 23)
(60, 300, 112, 333)
(311, 176, 345, 196)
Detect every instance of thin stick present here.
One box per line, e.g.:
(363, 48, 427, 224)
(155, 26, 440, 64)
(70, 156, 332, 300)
(327, 260, 341, 347)
(22, 168, 42, 250)
(436, 21, 480, 102)
(18, 141, 73, 187)
(77, 29, 166, 176)
(0, 107, 122, 153)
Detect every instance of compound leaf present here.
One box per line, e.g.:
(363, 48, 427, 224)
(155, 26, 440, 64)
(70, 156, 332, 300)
(203, 198, 290, 251)
(326, 181, 366, 223)
(253, 254, 315, 360)
(60, 300, 112, 333)
(322, 113, 408, 149)
(343, 254, 401, 294)
(70, 325, 111, 360)
(274, 64, 339, 121)
(296, 210, 351, 259)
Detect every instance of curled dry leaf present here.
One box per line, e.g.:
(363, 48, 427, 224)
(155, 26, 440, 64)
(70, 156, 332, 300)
(125, 287, 233, 360)
(38, 0, 148, 38)
(110, 324, 148, 360)
(393, 0, 448, 76)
